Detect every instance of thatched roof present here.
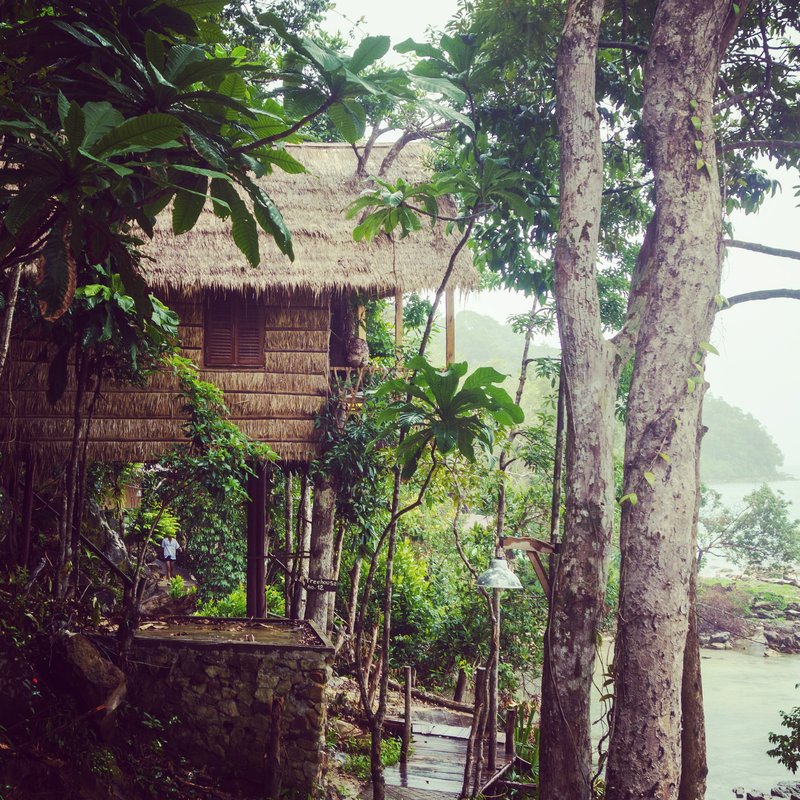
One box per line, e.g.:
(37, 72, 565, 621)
(142, 142, 479, 298)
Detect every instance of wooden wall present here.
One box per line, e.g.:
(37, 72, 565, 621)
(0, 289, 330, 465)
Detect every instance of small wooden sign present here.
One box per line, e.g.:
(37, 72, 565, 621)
(306, 578, 338, 592)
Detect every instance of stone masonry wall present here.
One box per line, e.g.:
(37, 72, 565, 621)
(130, 639, 332, 798)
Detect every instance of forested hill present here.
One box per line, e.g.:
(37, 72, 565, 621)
(434, 313, 784, 482)
(701, 395, 786, 482)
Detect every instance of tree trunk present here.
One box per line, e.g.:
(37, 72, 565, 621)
(290, 472, 310, 619)
(305, 473, 337, 633)
(605, 3, 729, 797)
(0, 261, 22, 382)
(679, 423, 709, 800)
(539, 2, 616, 798)
(283, 471, 294, 615)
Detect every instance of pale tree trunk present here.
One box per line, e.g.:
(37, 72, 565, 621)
(539, 2, 617, 798)
(305, 473, 336, 634)
(605, 2, 730, 797)
(679, 421, 708, 800)
(0, 262, 22, 382)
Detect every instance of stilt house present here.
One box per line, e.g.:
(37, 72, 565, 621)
(0, 142, 478, 467)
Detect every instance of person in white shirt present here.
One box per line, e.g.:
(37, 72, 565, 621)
(161, 536, 181, 580)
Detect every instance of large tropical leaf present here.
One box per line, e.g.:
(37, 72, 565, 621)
(211, 179, 259, 266)
(36, 222, 76, 322)
(172, 174, 208, 234)
(4, 177, 60, 235)
(349, 36, 391, 74)
(92, 113, 184, 156)
(81, 102, 125, 148)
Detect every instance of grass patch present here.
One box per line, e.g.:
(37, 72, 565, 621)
(340, 736, 404, 779)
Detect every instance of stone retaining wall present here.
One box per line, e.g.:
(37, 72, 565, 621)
(129, 621, 333, 798)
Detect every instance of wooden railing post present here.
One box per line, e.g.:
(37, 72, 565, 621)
(401, 665, 412, 762)
(505, 706, 517, 758)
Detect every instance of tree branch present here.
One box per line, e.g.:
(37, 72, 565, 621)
(598, 39, 648, 55)
(724, 238, 800, 261)
(378, 122, 452, 177)
(718, 139, 800, 154)
(232, 96, 335, 155)
(723, 289, 800, 308)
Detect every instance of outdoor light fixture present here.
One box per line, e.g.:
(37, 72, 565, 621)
(476, 553, 523, 591)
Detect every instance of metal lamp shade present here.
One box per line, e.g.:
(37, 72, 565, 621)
(476, 558, 523, 590)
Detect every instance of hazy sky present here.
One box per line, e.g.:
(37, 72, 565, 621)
(323, 1, 800, 468)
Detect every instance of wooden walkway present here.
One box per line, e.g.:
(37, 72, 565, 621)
(362, 722, 512, 800)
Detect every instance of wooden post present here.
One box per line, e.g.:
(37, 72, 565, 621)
(445, 285, 455, 365)
(255, 464, 269, 618)
(246, 463, 269, 618)
(394, 288, 403, 354)
(505, 706, 517, 758)
(454, 666, 467, 703)
(246, 468, 257, 617)
(20, 457, 35, 569)
(401, 665, 413, 762)
(462, 666, 487, 799)
(487, 590, 500, 771)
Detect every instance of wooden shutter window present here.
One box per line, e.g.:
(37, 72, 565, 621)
(236, 304, 263, 366)
(204, 298, 264, 368)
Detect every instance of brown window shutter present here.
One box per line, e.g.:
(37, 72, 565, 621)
(204, 297, 264, 368)
(236, 304, 264, 366)
(205, 302, 235, 366)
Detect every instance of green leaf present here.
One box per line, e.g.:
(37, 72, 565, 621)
(395, 38, 443, 59)
(349, 36, 391, 73)
(714, 294, 729, 310)
(620, 493, 638, 506)
(659, 451, 671, 463)
(64, 101, 85, 163)
(687, 377, 696, 394)
(173, 175, 208, 234)
(4, 178, 60, 234)
(409, 74, 466, 104)
(644, 471, 655, 487)
(694, 139, 703, 152)
(168, 0, 228, 17)
(696, 157, 705, 170)
(690, 115, 702, 130)
(36, 222, 76, 322)
(261, 148, 306, 175)
(698, 341, 719, 356)
(211, 179, 260, 266)
(689, 99, 699, 110)
(81, 102, 125, 147)
(242, 179, 294, 260)
(92, 113, 183, 156)
(145, 29, 165, 71)
(328, 100, 366, 143)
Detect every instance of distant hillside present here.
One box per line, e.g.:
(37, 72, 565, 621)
(428, 315, 783, 483)
(428, 310, 560, 420)
(701, 395, 785, 482)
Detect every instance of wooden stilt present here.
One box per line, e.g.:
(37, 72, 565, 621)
(394, 288, 403, 355)
(246, 467, 258, 617)
(254, 464, 268, 618)
(401, 665, 412, 763)
(445, 286, 455, 366)
(20, 457, 35, 569)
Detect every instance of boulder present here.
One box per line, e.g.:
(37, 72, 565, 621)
(60, 633, 127, 720)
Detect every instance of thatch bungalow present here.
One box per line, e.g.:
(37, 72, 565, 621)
(0, 142, 478, 467)
(0, 142, 477, 616)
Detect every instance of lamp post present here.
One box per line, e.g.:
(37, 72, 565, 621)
(476, 549, 522, 771)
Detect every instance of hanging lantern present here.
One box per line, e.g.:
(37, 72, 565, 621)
(476, 556, 522, 590)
